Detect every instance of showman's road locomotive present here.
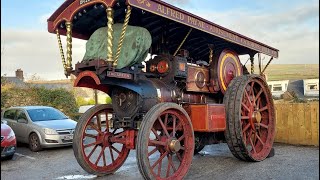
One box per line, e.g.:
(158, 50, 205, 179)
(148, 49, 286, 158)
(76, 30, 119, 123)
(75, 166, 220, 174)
(48, 0, 279, 179)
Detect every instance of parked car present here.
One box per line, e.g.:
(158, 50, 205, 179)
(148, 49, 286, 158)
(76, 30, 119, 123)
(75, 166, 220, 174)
(1, 120, 17, 159)
(1, 106, 77, 152)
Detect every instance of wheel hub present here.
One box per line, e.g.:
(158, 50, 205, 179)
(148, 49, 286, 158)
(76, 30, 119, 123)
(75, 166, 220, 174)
(168, 139, 181, 153)
(102, 132, 112, 147)
(252, 111, 262, 123)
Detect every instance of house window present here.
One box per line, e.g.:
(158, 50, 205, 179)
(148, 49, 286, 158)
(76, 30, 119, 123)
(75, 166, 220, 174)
(273, 84, 282, 91)
(307, 83, 318, 91)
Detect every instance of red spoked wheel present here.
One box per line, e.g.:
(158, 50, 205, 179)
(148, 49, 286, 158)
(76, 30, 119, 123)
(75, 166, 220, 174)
(224, 75, 275, 161)
(73, 104, 130, 176)
(136, 103, 194, 180)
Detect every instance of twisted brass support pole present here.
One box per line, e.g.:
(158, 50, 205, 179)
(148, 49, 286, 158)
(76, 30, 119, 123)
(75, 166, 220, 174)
(56, 29, 66, 71)
(106, 7, 114, 68)
(208, 44, 214, 64)
(114, 5, 132, 67)
(65, 21, 73, 76)
(173, 28, 192, 56)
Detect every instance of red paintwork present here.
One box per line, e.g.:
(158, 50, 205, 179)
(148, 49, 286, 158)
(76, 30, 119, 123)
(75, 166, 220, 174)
(1, 124, 17, 148)
(185, 104, 226, 132)
(74, 71, 109, 93)
(125, 130, 136, 149)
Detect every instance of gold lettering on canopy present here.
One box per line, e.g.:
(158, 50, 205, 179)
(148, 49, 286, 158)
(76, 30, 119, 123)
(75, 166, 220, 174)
(129, 0, 278, 58)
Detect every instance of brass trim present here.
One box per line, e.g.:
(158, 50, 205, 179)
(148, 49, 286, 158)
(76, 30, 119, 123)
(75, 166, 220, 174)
(56, 29, 67, 71)
(106, 7, 114, 64)
(114, 5, 132, 66)
(66, 21, 73, 76)
(173, 28, 192, 56)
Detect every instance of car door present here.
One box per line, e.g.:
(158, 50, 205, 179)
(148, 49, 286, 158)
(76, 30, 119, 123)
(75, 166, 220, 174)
(14, 109, 30, 143)
(2, 109, 17, 133)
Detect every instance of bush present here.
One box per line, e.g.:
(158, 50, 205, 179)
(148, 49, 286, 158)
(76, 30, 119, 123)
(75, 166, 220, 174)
(1, 84, 78, 119)
(106, 96, 112, 104)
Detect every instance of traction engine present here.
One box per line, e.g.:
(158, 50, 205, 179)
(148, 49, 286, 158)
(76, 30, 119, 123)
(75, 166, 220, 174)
(48, 0, 279, 179)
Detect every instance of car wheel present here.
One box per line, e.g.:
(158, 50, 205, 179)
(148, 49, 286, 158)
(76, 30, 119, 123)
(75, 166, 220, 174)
(7, 154, 14, 160)
(29, 133, 42, 152)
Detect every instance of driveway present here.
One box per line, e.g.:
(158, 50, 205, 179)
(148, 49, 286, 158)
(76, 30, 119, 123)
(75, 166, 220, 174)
(1, 143, 318, 180)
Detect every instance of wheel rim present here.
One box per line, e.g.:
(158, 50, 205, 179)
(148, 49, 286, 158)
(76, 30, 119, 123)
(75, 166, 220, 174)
(79, 107, 130, 173)
(31, 135, 38, 149)
(144, 109, 193, 179)
(240, 79, 275, 160)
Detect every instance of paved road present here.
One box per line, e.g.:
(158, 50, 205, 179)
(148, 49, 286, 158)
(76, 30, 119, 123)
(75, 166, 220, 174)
(1, 143, 319, 180)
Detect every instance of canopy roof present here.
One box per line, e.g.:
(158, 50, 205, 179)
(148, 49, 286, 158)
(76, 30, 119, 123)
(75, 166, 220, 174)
(48, 0, 279, 60)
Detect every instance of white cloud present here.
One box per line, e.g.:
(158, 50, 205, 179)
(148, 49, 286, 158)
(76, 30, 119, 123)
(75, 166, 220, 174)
(191, 2, 319, 64)
(1, 30, 86, 80)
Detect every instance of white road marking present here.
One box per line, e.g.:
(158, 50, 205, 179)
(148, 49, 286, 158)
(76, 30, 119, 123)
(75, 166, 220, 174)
(55, 175, 97, 179)
(14, 153, 36, 160)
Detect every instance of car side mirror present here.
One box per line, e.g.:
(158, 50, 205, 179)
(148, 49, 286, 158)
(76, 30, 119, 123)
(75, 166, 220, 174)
(17, 118, 28, 124)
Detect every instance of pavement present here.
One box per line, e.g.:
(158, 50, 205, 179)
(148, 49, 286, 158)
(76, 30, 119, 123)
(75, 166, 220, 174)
(1, 143, 319, 180)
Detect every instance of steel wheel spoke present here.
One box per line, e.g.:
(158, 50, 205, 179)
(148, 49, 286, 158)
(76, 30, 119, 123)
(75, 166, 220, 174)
(152, 128, 161, 140)
(149, 140, 167, 146)
(158, 117, 170, 138)
(87, 145, 98, 159)
(148, 147, 158, 156)
(178, 134, 185, 142)
(242, 123, 251, 134)
(249, 135, 257, 153)
(176, 152, 183, 162)
(110, 145, 121, 154)
(84, 133, 97, 138)
(260, 123, 268, 129)
(95, 147, 104, 165)
(89, 124, 102, 134)
(168, 154, 177, 172)
(244, 90, 252, 105)
(258, 106, 268, 112)
(166, 155, 171, 178)
(164, 114, 169, 127)
(256, 133, 265, 146)
(172, 116, 176, 137)
(96, 115, 102, 132)
(84, 141, 101, 148)
(241, 102, 250, 112)
(241, 116, 249, 120)
(109, 147, 115, 163)
(151, 151, 168, 169)
(255, 89, 263, 103)
(157, 155, 163, 176)
(102, 147, 107, 167)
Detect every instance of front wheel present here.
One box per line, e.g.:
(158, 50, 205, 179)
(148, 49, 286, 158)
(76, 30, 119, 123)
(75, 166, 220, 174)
(136, 103, 194, 180)
(73, 104, 130, 176)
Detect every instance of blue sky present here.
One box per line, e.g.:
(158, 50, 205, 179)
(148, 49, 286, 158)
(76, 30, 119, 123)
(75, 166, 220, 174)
(1, 0, 319, 80)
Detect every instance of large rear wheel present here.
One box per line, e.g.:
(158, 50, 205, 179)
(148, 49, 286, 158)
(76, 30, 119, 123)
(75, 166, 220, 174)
(224, 75, 275, 161)
(136, 103, 194, 180)
(73, 104, 130, 176)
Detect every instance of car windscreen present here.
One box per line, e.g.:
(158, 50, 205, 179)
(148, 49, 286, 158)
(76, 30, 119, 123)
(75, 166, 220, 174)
(27, 108, 68, 121)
